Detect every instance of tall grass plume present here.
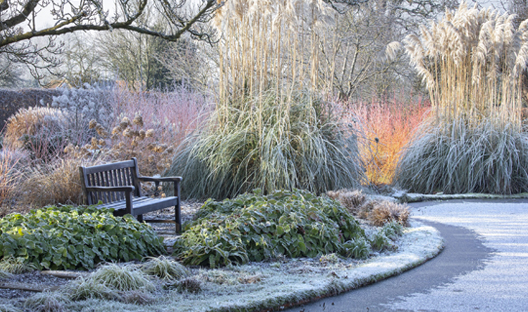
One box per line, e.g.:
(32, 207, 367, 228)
(167, 0, 364, 199)
(396, 2, 528, 194)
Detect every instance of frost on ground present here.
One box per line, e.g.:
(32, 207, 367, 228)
(5, 221, 443, 312)
(394, 192, 528, 203)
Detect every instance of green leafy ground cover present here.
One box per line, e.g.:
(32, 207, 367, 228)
(174, 189, 369, 267)
(0, 190, 446, 312)
(0, 205, 165, 270)
(0, 221, 443, 312)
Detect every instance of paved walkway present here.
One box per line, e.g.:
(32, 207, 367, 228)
(285, 199, 528, 312)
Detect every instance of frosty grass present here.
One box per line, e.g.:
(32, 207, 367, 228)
(55, 221, 443, 312)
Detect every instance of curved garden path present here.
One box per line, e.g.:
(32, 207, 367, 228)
(284, 199, 528, 312)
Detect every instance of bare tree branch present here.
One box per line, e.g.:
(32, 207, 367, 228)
(0, 0, 220, 48)
(0, 0, 221, 84)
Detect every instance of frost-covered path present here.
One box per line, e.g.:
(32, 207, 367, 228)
(286, 199, 528, 312)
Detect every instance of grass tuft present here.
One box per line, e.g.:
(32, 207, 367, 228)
(141, 256, 189, 280)
(65, 276, 118, 301)
(118, 290, 155, 305)
(0, 270, 13, 279)
(0, 256, 35, 274)
(175, 277, 202, 293)
(24, 291, 71, 312)
(89, 263, 155, 292)
(0, 304, 22, 312)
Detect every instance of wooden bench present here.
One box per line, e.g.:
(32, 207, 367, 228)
(79, 157, 182, 233)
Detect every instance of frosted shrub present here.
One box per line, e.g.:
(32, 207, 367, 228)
(64, 115, 176, 177)
(4, 107, 69, 161)
(49, 84, 114, 144)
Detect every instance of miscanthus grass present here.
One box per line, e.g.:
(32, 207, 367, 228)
(168, 0, 364, 199)
(395, 2, 528, 194)
(167, 91, 364, 199)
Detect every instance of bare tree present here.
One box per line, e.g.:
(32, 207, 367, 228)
(318, 0, 455, 100)
(56, 32, 103, 86)
(0, 53, 23, 87)
(0, 0, 220, 82)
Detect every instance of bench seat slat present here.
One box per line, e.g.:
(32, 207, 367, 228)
(100, 196, 178, 216)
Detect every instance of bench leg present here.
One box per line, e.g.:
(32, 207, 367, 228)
(175, 204, 181, 234)
(137, 214, 143, 222)
(175, 182, 181, 234)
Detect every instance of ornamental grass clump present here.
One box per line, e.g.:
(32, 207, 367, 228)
(89, 263, 155, 292)
(396, 2, 528, 194)
(173, 189, 368, 267)
(24, 291, 71, 312)
(169, 93, 363, 199)
(167, 0, 364, 199)
(141, 256, 189, 280)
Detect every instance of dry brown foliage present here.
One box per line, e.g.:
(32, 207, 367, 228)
(19, 157, 103, 209)
(4, 107, 67, 148)
(327, 189, 366, 215)
(64, 115, 176, 177)
(359, 200, 410, 226)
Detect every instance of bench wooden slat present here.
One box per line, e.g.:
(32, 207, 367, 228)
(83, 160, 136, 175)
(101, 197, 178, 216)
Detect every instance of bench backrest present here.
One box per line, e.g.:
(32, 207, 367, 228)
(79, 158, 142, 205)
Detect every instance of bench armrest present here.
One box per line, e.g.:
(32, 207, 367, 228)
(137, 176, 182, 183)
(85, 186, 135, 193)
(137, 176, 181, 199)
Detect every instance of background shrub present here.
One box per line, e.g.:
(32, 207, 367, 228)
(350, 96, 430, 185)
(49, 84, 114, 144)
(4, 107, 69, 162)
(0, 205, 165, 270)
(173, 189, 368, 267)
